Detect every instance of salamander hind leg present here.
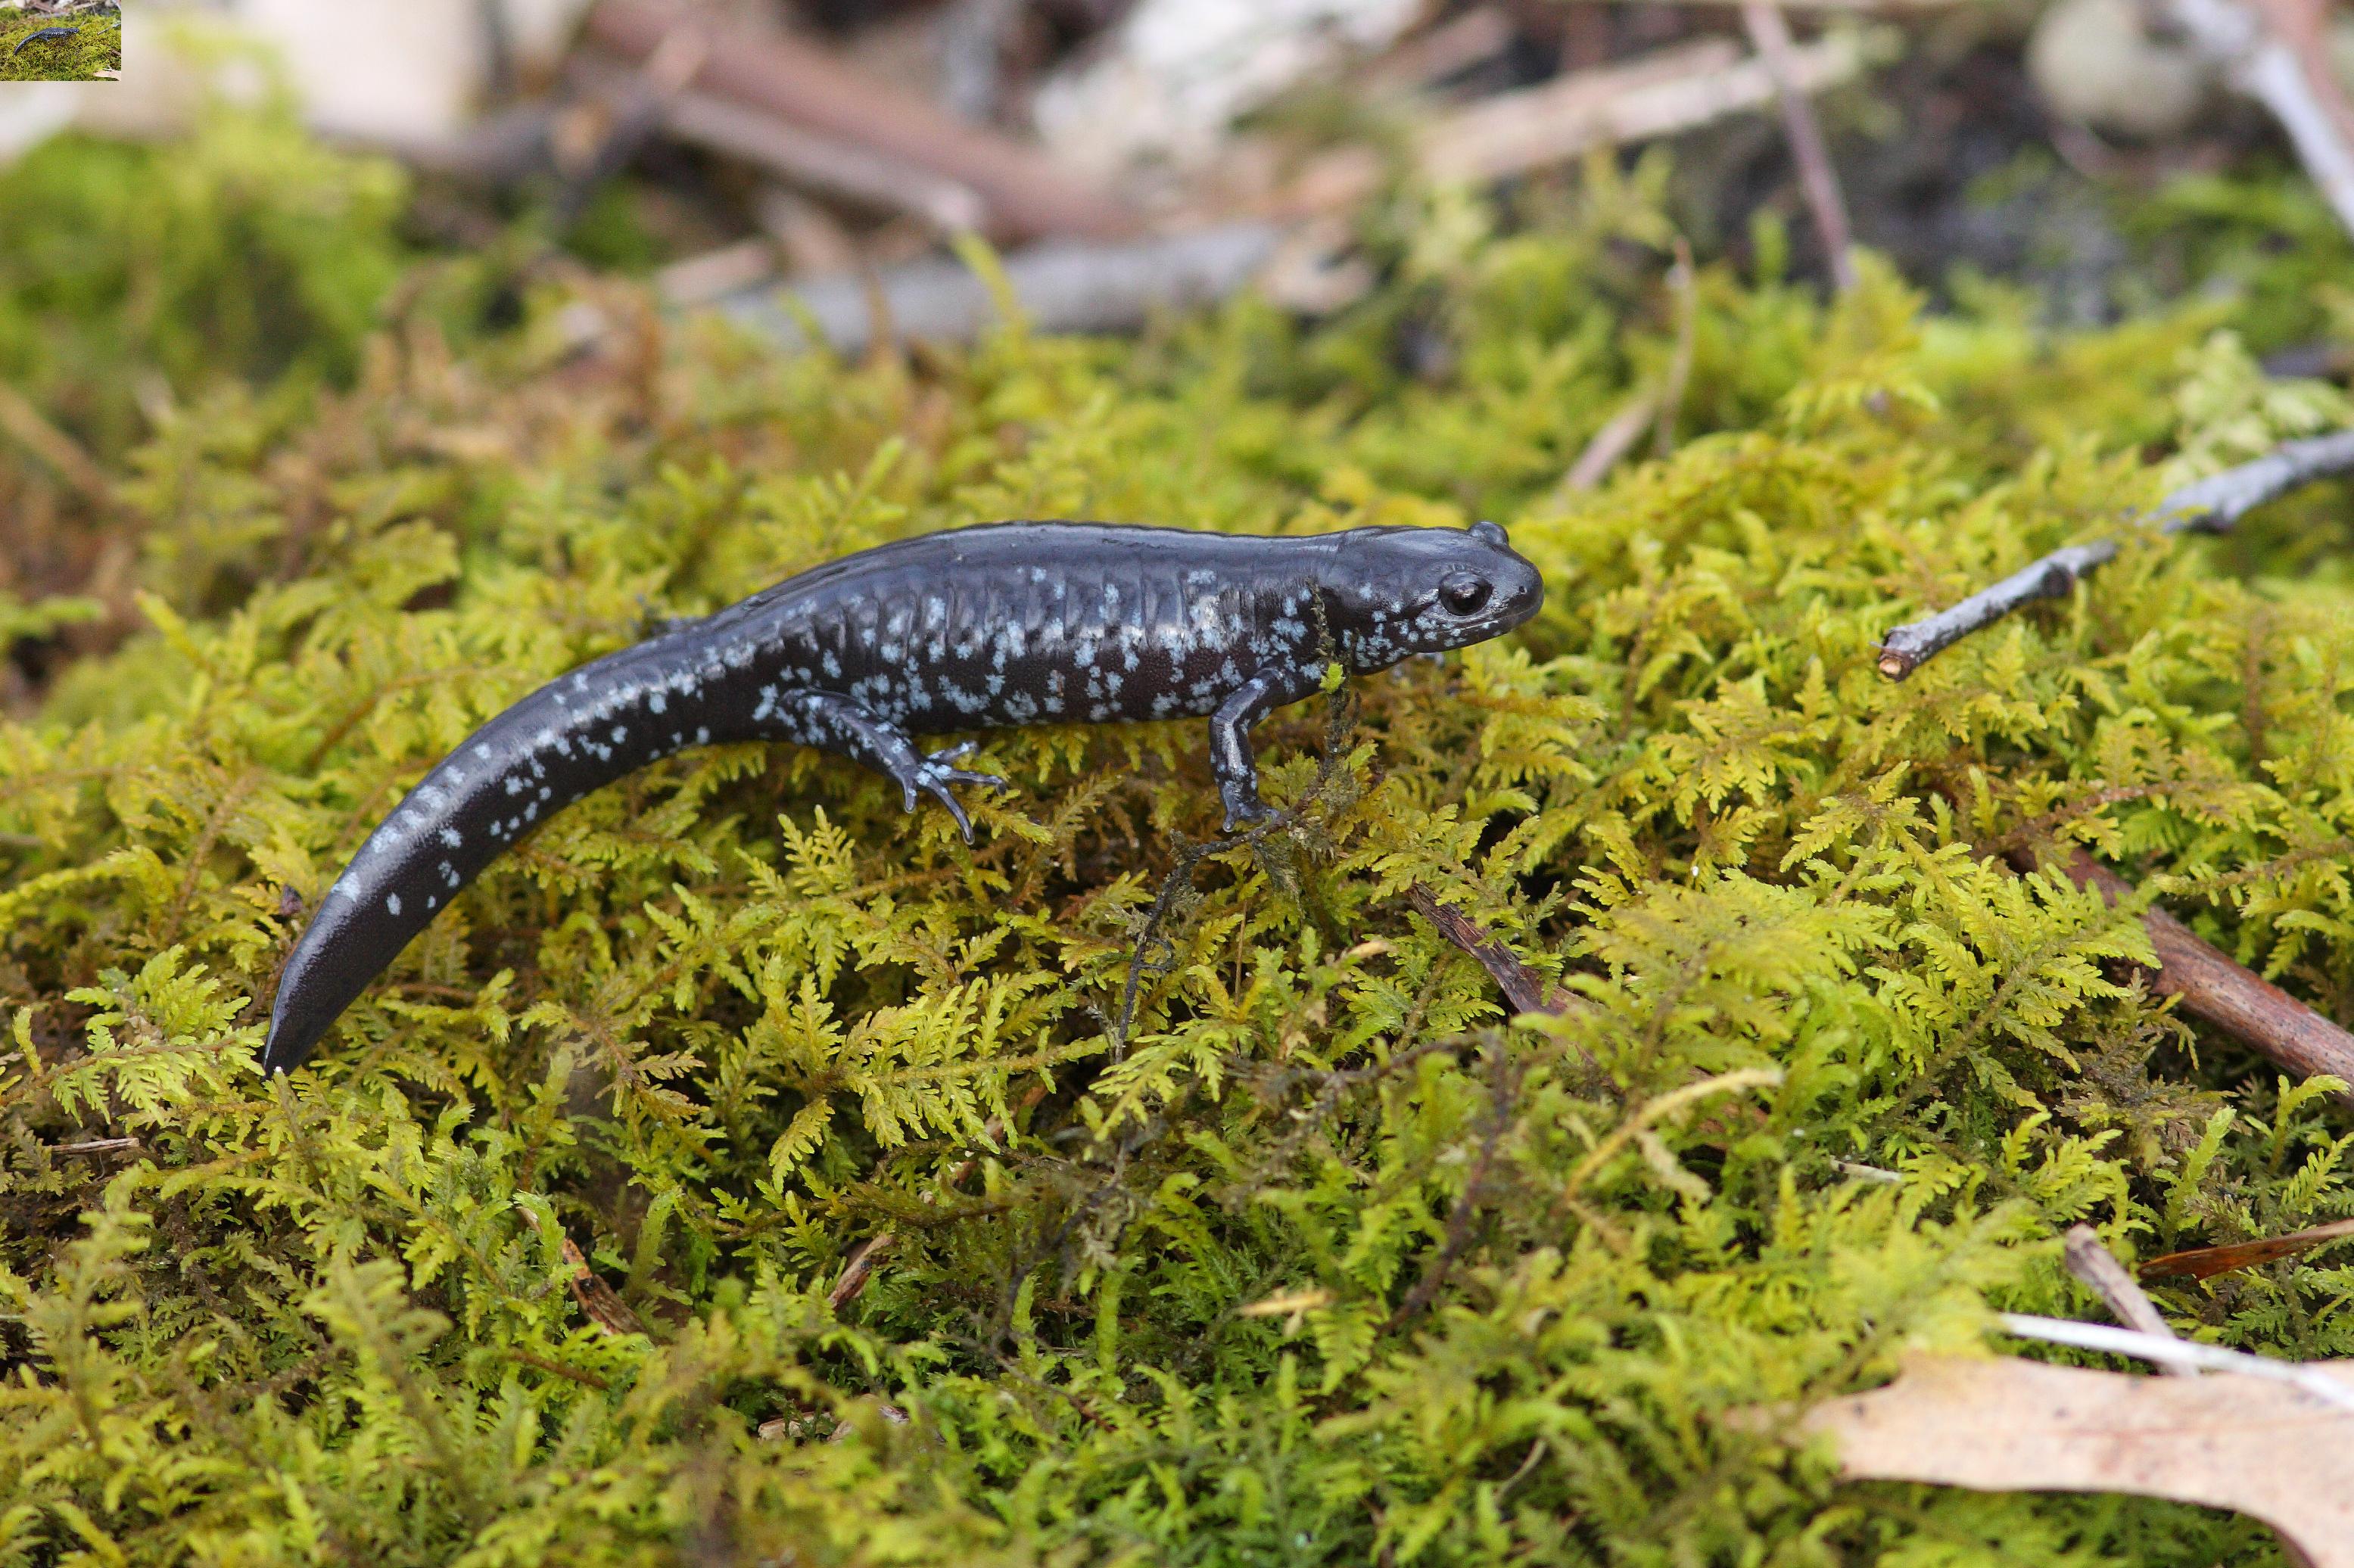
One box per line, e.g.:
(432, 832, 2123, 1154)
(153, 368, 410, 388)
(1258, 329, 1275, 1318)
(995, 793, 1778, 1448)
(779, 691, 1011, 843)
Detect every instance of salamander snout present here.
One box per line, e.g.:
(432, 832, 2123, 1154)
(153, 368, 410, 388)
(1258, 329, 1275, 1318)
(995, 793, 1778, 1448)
(1331, 520, 1543, 666)
(1440, 520, 1543, 638)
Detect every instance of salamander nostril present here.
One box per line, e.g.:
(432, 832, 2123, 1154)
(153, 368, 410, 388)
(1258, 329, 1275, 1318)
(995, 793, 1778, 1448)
(1440, 574, 1491, 615)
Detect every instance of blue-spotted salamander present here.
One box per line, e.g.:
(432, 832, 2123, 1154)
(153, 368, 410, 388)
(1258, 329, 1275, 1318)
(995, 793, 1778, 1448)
(263, 518, 1543, 1071)
(9, 25, 79, 55)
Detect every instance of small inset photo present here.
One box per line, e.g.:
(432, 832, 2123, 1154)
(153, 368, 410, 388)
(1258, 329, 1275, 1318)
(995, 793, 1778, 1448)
(1, 1, 118, 82)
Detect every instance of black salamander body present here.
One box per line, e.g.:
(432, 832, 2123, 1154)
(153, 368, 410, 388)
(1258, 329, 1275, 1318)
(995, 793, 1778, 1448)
(10, 26, 79, 54)
(263, 520, 1543, 1072)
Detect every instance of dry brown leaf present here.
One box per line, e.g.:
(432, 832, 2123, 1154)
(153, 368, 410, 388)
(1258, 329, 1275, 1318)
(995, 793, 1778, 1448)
(1802, 1354, 2354, 1567)
(2142, 1218, 2354, 1281)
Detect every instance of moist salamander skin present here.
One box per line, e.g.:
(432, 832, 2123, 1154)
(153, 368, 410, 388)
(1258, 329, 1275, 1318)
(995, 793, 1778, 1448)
(263, 518, 1545, 1072)
(9, 26, 80, 55)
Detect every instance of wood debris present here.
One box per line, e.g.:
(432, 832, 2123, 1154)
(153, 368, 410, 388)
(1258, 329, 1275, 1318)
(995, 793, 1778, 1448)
(716, 222, 1284, 358)
(587, 0, 1133, 242)
(559, 1235, 647, 1337)
(2032, 849, 2354, 1104)
(1879, 430, 2354, 680)
(2168, 0, 2354, 240)
(1407, 883, 1568, 1017)
(2061, 1223, 2189, 1371)
(1742, 0, 1857, 291)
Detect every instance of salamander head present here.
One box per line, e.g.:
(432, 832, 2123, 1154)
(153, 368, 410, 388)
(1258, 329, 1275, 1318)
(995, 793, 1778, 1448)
(1325, 520, 1543, 670)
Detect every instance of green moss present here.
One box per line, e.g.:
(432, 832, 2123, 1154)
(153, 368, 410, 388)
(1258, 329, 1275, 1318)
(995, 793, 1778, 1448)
(0, 107, 416, 458)
(0, 11, 120, 82)
(5, 131, 2354, 1566)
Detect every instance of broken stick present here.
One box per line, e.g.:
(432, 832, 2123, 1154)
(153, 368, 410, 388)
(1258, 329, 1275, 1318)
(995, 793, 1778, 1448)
(587, 0, 1132, 242)
(2042, 849, 2354, 1103)
(714, 223, 1282, 359)
(1407, 884, 1566, 1016)
(1266, 31, 1882, 217)
(1741, 0, 1858, 292)
(2061, 1224, 2191, 1374)
(2169, 0, 2354, 241)
(1876, 428, 2354, 680)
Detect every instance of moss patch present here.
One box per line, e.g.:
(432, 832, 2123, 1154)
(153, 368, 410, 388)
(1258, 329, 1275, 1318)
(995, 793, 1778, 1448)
(5, 118, 2354, 1565)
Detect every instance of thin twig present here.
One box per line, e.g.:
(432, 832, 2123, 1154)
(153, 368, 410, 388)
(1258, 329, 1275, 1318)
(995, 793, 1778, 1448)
(1742, 0, 1857, 291)
(553, 25, 709, 229)
(587, 0, 1132, 241)
(1110, 671, 1359, 1053)
(826, 1080, 1050, 1311)
(2156, 429, 2354, 532)
(2062, 1224, 2191, 1375)
(2169, 0, 2354, 239)
(1406, 885, 1565, 1016)
(505, 1348, 613, 1391)
(0, 378, 116, 507)
(827, 1234, 893, 1311)
(1995, 1314, 2354, 1412)
(51, 1136, 140, 1156)
(565, 59, 990, 235)
(1383, 1043, 1520, 1331)
(1360, 5, 1517, 96)
(1876, 429, 2354, 679)
(1558, 390, 1661, 493)
(2041, 849, 2354, 1106)
(1653, 240, 1698, 460)
(1274, 31, 1883, 215)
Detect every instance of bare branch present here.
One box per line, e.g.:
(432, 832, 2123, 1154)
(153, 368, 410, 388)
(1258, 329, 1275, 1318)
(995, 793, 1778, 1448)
(1997, 1314, 2354, 1410)
(2153, 428, 2354, 533)
(715, 223, 1282, 359)
(1874, 541, 2116, 680)
(1742, 0, 1858, 291)
(1654, 240, 1698, 460)
(1877, 429, 2354, 680)
(2169, 0, 2354, 239)
(587, 0, 1133, 241)
(2062, 1224, 2191, 1374)
(1558, 390, 1660, 493)
(1407, 885, 1566, 1016)
(2046, 851, 2354, 1106)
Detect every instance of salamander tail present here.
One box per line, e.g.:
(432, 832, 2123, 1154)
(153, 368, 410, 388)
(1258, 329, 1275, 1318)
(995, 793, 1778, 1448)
(263, 637, 747, 1072)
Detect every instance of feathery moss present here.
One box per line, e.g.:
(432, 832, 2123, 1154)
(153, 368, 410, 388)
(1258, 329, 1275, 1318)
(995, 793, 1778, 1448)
(4, 117, 2354, 1566)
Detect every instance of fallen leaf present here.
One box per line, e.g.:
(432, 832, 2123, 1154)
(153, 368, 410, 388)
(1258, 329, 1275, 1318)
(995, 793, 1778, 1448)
(1802, 1354, 2354, 1568)
(2142, 1218, 2354, 1281)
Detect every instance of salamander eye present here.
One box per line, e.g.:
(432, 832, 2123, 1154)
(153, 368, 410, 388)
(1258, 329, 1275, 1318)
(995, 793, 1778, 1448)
(1439, 573, 1491, 615)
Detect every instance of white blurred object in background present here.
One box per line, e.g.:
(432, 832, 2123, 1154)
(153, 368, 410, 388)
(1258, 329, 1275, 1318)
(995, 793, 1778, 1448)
(232, 0, 590, 143)
(1034, 0, 1425, 177)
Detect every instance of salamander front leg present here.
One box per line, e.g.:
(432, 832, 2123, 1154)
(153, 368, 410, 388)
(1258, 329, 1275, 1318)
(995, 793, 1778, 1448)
(1207, 666, 1316, 831)
(780, 690, 1010, 842)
